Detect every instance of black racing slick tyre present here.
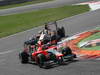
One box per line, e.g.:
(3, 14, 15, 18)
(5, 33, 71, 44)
(57, 26, 65, 38)
(62, 47, 72, 55)
(19, 51, 29, 64)
(61, 26, 65, 37)
(37, 54, 46, 68)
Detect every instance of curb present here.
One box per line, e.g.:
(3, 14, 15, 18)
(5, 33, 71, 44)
(67, 30, 100, 58)
(75, 1, 100, 11)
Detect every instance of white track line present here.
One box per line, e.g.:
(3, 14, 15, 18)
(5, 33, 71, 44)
(0, 50, 15, 55)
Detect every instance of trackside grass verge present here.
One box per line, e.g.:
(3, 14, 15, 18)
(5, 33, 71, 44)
(0, 0, 53, 9)
(0, 5, 90, 38)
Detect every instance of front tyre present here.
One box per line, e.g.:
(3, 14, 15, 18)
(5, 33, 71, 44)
(19, 51, 29, 64)
(37, 54, 46, 68)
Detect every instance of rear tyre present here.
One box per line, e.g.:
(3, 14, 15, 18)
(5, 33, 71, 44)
(57, 26, 65, 39)
(19, 51, 29, 64)
(61, 26, 65, 37)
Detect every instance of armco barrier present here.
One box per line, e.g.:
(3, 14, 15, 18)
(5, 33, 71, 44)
(67, 30, 100, 57)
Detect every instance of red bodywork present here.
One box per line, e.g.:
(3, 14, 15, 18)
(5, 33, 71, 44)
(31, 45, 63, 59)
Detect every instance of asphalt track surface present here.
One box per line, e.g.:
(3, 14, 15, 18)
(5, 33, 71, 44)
(0, 0, 100, 75)
(0, 0, 99, 16)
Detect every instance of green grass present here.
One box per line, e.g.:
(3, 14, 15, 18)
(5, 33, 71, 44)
(0, 5, 90, 38)
(83, 46, 100, 50)
(0, 0, 53, 9)
(78, 31, 100, 50)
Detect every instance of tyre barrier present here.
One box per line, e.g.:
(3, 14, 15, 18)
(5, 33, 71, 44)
(67, 30, 100, 58)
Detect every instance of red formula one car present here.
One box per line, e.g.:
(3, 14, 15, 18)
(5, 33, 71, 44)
(19, 21, 76, 68)
(19, 43, 76, 68)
